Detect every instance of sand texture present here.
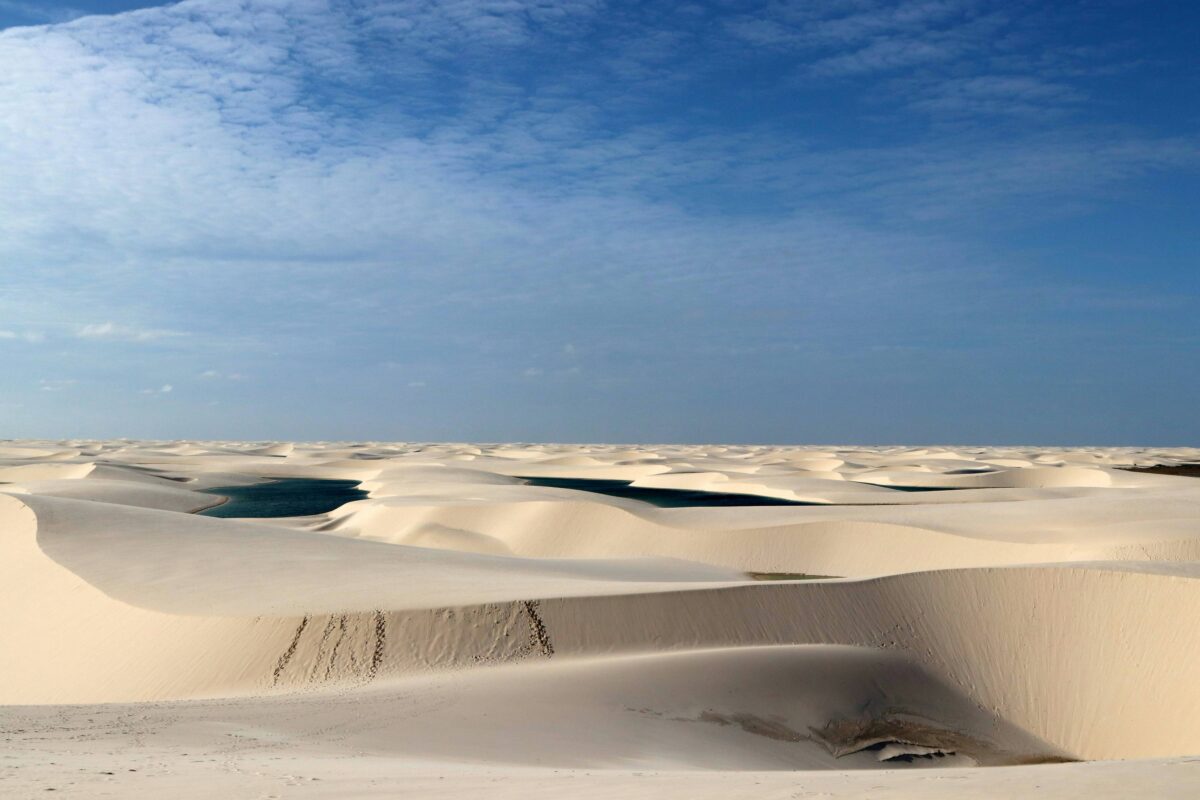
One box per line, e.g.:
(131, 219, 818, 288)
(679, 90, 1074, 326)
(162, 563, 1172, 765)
(3, 440, 1200, 797)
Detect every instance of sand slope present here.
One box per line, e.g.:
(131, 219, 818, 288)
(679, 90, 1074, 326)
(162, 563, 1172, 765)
(2, 440, 1200, 797)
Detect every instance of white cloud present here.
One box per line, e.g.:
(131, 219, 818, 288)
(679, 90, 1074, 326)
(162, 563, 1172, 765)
(77, 322, 185, 342)
(140, 384, 173, 395)
(910, 75, 1082, 118)
(0, 0, 1192, 445)
(39, 378, 76, 391)
(0, 329, 43, 343)
(0, 0, 1185, 300)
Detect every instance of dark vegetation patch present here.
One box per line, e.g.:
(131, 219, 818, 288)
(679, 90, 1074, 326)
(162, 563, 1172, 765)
(1120, 464, 1200, 478)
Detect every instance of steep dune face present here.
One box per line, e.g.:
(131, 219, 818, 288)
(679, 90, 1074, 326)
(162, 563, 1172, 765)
(5, 501, 1200, 761)
(22, 494, 740, 618)
(536, 566, 1200, 761)
(131, 645, 1069, 770)
(0, 494, 305, 703)
(2, 441, 1200, 790)
(385, 645, 1072, 769)
(0, 491, 737, 704)
(0, 493, 533, 704)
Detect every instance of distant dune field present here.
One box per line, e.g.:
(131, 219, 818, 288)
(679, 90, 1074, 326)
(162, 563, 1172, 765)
(2, 440, 1200, 797)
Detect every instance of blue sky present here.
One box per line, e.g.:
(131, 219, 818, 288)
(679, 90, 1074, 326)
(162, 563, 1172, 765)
(0, 0, 1196, 445)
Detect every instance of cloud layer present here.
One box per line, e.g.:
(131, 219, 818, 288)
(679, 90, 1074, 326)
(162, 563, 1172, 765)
(0, 0, 1197, 443)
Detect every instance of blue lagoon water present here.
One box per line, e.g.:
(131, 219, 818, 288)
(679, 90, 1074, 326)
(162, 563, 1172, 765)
(199, 478, 367, 518)
(518, 476, 821, 508)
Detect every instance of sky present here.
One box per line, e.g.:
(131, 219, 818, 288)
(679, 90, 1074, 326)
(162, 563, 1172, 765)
(0, 0, 1197, 445)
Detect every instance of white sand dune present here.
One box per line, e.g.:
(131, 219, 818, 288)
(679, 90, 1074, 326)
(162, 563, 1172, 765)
(2, 441, 1200, 797)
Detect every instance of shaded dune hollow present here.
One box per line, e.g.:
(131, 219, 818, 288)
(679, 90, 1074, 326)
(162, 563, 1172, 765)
(2, 441, 1200, 779)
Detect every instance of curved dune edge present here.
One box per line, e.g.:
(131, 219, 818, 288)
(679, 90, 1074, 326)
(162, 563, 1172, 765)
(19, 493, 745, 616)
(3, 440, 1200, 792)
(3, 645, 1077, 771)
(323, 493, 1200, 577)
(3, 490, 1199, 762)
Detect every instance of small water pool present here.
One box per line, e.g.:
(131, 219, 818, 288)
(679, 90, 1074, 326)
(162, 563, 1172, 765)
(199, 478, 367, 518)
(519, 476, 971, 507)
(518, 476, 822, 508)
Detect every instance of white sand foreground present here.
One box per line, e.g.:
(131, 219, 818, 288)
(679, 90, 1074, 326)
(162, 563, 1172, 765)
(2, 440, 1200, 797)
